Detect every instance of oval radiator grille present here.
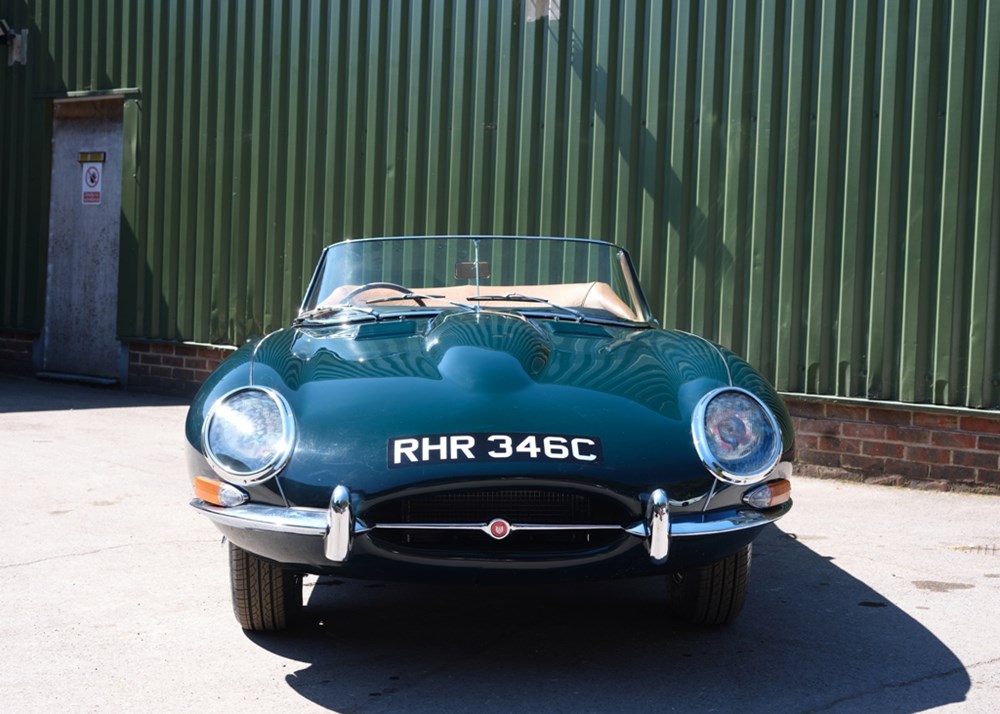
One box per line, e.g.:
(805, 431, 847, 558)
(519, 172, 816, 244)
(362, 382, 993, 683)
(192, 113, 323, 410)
(364, 488, 631, 556)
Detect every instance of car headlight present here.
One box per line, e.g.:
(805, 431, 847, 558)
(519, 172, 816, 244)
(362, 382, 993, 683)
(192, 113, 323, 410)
(691, 387, 782, 485)
(202, 387, 296, 484)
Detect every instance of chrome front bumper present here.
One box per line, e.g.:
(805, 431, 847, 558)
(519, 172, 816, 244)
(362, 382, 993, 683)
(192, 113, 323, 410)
(190, 486, 792, 565)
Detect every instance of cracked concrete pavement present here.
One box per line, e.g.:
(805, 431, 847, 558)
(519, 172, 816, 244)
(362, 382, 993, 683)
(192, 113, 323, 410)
(1, 373, 998, 713)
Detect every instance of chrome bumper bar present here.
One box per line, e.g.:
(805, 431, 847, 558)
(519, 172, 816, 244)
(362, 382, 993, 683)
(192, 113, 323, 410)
(190, 488, 792, 564)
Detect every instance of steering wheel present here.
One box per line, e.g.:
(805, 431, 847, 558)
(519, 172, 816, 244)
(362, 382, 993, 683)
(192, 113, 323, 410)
(341, 282, 424, 306)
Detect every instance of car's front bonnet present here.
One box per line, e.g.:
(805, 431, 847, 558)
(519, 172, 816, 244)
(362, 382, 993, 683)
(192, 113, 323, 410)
(247, 312, 734, 508)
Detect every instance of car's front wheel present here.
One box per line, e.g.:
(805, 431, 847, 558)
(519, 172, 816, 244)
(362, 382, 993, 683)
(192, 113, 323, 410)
(229, 543, 302, 631)
(665, 544, 751, 626)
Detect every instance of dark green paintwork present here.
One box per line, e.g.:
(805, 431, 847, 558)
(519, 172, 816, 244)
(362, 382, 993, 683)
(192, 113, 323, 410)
(186, 309, 793, 515)
(185, 233, 794, 581)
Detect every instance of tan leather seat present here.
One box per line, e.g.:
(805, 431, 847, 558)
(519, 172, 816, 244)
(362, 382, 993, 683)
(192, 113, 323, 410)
(321, 281, 637, 321)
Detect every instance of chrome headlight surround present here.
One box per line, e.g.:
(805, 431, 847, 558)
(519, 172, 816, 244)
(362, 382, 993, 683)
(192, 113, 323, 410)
(201, 386, 296, 485)
(691, 387, 783, 485)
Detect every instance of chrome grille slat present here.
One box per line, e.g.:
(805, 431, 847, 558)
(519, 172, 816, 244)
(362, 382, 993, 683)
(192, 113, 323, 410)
(364, 487, 631, 556)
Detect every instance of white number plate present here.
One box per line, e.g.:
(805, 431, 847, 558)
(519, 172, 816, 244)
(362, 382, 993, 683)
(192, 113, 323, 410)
(388, 433, 604, 468)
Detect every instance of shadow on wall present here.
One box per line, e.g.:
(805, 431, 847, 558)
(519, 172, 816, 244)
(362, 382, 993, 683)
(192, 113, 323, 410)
(246, 525, 970, 712)
(565, 19, 741, 345)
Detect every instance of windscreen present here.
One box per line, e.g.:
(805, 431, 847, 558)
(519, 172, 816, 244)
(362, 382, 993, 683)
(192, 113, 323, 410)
(300, 236, 652, 324)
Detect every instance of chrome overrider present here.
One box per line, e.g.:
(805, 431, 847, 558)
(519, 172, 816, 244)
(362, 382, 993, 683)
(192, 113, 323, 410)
(190, 484, 792, 564)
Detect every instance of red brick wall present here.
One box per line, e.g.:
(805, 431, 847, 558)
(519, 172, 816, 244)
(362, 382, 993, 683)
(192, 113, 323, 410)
(126, 341, 232, 396)
(786, 397, 1000, 494)
(0, 330, 36, 374)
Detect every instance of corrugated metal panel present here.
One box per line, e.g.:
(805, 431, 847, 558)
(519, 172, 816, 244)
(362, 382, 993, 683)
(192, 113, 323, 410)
(0, 0, 49, 330)
(1, 0, 998, 409)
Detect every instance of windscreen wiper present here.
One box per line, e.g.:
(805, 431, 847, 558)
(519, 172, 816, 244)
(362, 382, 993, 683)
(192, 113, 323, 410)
(467, 293, 585, 321)
(365, 292, 445, 305)
(363, 294, 479, 313)
(292, 304, 380, 326)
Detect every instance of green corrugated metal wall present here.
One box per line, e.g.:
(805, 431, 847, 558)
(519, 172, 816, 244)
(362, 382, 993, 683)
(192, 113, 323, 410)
(0, 0, 47, 331)
(1, 0, 998, 408)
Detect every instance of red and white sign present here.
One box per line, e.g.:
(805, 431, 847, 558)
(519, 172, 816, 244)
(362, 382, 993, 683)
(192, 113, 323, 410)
(82, 162, 102, 205)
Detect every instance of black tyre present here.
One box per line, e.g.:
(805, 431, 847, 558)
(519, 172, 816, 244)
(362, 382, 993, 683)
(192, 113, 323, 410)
(666, 544, 752, 626)
(228, 543, 302, 631)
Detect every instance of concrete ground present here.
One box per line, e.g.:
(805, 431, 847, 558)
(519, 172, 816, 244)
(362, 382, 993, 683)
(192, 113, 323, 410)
(1, 373, 998, 713)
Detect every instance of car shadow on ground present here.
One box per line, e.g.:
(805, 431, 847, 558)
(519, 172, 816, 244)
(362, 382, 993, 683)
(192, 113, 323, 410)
(0, 374, 189, 412)
(246, 525, 970, 713)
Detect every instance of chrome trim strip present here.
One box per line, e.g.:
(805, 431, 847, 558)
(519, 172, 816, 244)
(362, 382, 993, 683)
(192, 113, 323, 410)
(325, 485, 352, 562)
(671, 500, 792, 536)
(191, 500, 633, 538)
(700, 477, 719, 514)
(648, 488, 670, 563)
(190, 497, 792, 553)
(190, 499, 328, 536)
(372, 522, 624, 533)
(625, 522, 649, 537)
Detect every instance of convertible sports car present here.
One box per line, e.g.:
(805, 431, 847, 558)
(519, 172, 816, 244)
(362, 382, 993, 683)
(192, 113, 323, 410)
(186, 235, 794, 631)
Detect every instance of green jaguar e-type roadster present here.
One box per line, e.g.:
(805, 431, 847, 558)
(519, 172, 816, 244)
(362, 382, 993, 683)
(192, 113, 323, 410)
(186, 235, 794, 631)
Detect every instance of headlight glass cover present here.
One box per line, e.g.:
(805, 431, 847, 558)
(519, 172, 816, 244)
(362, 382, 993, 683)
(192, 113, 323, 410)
(202, 387, 296, 484)
(692, 388, 782, 485)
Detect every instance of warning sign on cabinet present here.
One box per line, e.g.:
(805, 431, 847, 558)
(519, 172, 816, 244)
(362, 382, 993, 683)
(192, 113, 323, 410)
(82, 162, 102, 205)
